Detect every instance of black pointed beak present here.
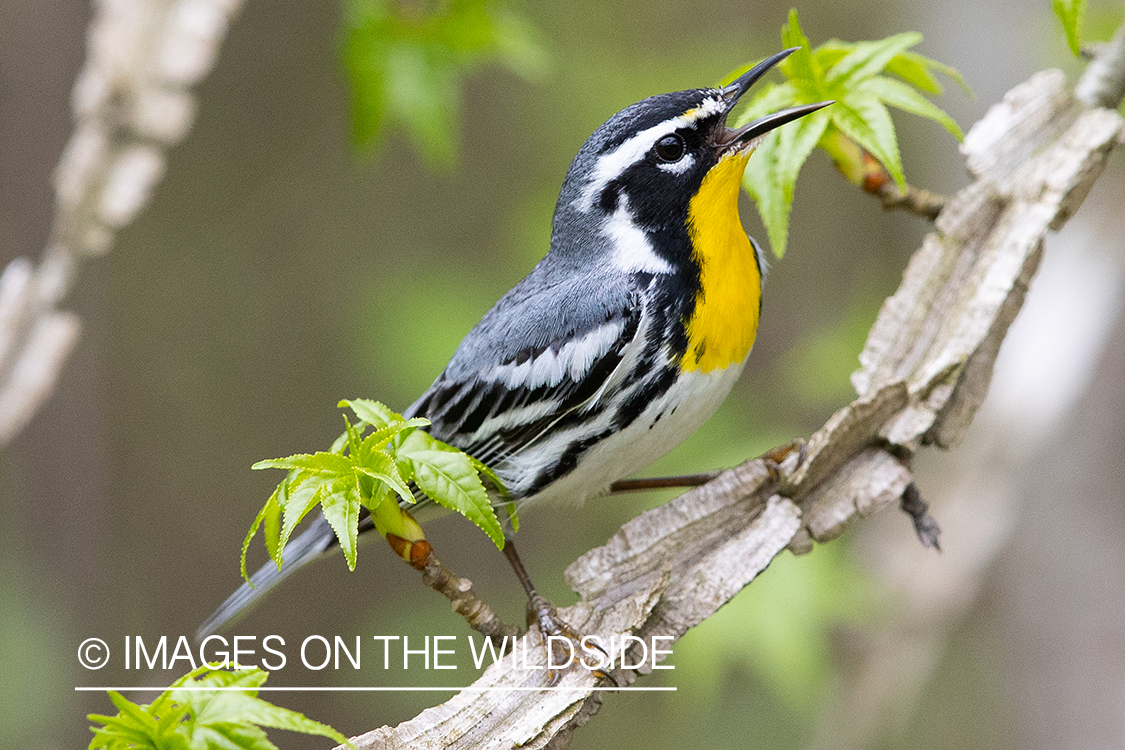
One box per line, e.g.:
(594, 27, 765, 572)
(716, 48, 833, 151)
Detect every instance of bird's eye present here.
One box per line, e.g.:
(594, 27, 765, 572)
(654, 134, 686, 162)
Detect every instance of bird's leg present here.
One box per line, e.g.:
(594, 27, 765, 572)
(502, 539, 611, 685)
(608, 438, 807, 494)
(609, 473, 719, 493)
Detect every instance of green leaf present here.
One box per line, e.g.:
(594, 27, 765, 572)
(824, 32, 922, 87)
(780, 9, 819, 83)
(883, 51, 943, 94)
(240, 488, 280, 583)
(743, 129, 790, 258)
(397, 430, 505, 549)
(778, 107, 833, 188)
(731, 14, 965, 255)
(858, 76, 964, 140)
(1054, 0, 1087, 56)
(276, 477, 323, 562)
(90, 667, 349, 750)
(354, 447, 415, 504)
(359, 417, 431, 454)
(344, 415, 362, 457)
(318, 480, 363, 571)
(830, 96, 905, 189)
(339, 398, 405, 430)
(743, 108, 830, 258)
(252, 452, 354, 476)
(468, 454, 508, 498)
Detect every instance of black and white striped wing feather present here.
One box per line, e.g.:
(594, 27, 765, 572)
(406, 291, 644, 476)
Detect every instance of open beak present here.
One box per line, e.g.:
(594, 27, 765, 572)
(715, 47, 833, 151)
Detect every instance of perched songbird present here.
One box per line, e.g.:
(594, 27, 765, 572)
(200, 48, 830, 638)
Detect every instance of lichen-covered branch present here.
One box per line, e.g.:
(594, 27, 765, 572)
(342, 41, 1125, 750)
(0, 0, 243, 446)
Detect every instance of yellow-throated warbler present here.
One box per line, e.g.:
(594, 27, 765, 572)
(200, 48, 830, 637)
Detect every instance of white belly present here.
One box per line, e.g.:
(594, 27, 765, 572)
(510, 361, 748, 509)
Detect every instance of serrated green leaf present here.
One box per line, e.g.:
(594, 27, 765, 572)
(468, 454, 508, 497)
(92, 668, 349, 750)
(830, 97, 905, 188)
(778, 107, 832, 186)
(884, 52, 942, 94)
(743, 128, 790, 258)
(319, 480, 362, 570)
(1054, 0, 1087, 56)
(359, 417, 431, 454)
(780, 9, 819, 82)
(240, 488, 281, 583)
(812, 40, 849, 73)
(921, 56, 972, 96)
(743, 106, 829, 260)
(825, 32, 922, 88)
(252, 452, 354, 477)
(354, 447, 415, 504)
(340, 398, 406, 430)
(329, 431, 349, 453)
(261, 484, 282, 569)
(344, 416, 362, 457)
(733, 81, 800, 126)
(198, 694, 348, 744)
(858, 76, 963, 139)
(398, 431, 504, 549)
(189, 723, 276, 750)
(276, 479, 321, 563)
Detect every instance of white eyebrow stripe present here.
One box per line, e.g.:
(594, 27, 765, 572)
(575, 93, 726, 213)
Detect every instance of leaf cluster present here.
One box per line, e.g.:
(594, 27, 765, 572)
(735, 9, 968, 258)
(243, 400, 507, 579)
(343, 0, 547, 165)
(88, 667, 348, 750)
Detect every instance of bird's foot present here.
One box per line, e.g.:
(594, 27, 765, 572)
(760, 438, 807, 481)
(526, 593, 615, 687)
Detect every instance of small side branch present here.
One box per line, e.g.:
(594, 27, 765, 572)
(874, 181, 947, 220)
(419, 549, 523, 643)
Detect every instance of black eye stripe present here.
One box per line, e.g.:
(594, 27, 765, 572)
(654, 133, 686, 163)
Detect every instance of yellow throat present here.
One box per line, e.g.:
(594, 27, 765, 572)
(681, 150, 761, 373)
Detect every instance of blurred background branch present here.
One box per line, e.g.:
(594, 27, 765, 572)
(0, 0, 244, 446)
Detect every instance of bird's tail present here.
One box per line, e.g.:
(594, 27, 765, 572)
(196, 514, 338, 641)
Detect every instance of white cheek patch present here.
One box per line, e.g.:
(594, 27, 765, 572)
(603, 196, 673, 274)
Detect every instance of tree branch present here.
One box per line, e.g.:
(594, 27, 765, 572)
(342, 44, 1125, 750)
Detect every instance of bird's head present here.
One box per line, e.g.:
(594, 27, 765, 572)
(555, 48, 830, 251)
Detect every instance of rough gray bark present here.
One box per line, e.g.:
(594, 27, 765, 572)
(344, 30, 1125, 750)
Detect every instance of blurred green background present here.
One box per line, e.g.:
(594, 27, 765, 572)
(2, 1, 1124, 749)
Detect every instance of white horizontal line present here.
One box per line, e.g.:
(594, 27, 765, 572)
(75, 686, 676, 692)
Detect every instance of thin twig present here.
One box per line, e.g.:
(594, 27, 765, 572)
(874, 182, 947, 220)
